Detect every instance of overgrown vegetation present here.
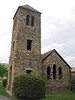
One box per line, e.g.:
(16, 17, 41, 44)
(2, 78, 7, 87)
(71, 74, 75, 92)
(0, 78, 9, 97)
(0, 64, 8, 77)
(13, 74, 45, 99)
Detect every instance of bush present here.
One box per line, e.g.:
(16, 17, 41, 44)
(13, 74, 45, 99)
(2, 77, 7, 87)
(71, 75, 75, 92)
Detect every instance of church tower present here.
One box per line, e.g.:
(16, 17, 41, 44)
(7, 5, 42, 93)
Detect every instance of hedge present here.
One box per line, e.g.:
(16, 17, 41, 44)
(13, 74, 45, 99)
(71, 75, 75, 92)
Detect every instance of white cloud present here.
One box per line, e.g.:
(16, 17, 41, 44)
(65, 56, 75, 62)
(0, 0, 75, 67)
(65, 56, 75, 66)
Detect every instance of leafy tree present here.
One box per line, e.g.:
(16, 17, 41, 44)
(0, 64, 8, 77)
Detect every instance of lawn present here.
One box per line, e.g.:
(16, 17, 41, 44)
(43, 91, 75, 100)
(0, 78, 9, 97)
(0, 76, 75, 100)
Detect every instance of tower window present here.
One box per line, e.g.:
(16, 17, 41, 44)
(58, 67, 62, 79)
(31, 16, 34, 26)
(26, 70, 32, 74)
(47, 66, 50, 80)
(26, 15, 30, 25)
(27, 39, 32, 50)
(26, 68, 33, 74)
(53, 64, 56, 79)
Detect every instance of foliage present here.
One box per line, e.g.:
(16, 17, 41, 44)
(0, 79, 9, 97)
(2, 78, 7, 87)
(0, 64, 8, 77)
(71, 75, 75, 92)
(42, 91, 75, 100)
(13, 74, 45, 99)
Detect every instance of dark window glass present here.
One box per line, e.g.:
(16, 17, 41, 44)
(59, 67, 62, 79)
(47, 66, 50, 80)
(26, 15, 30, 25)
(53, 64, 56, 79)
(27, 39, 32, 50)
(31, 16, 34, 26)
(26, 70, 32, 74)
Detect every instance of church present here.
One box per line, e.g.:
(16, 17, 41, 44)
(7, 4, 71, 94)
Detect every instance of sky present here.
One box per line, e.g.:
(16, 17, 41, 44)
(0, 0, 75, 67)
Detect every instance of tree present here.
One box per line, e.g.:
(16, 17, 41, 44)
(0, 64, 8, 77)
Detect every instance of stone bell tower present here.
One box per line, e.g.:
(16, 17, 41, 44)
(7, 5, 42, 94)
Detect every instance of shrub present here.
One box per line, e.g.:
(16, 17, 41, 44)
(71, 75, 75, 92)
(2, 77, 7, 87)
(13, 74, 45, 99)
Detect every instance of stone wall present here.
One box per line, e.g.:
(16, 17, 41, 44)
(42, 50, 71, 91)
(7, 5, 71, 94)
(7, 5, 42, 93)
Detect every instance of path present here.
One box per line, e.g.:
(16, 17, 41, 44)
(0, 94, 10, 100)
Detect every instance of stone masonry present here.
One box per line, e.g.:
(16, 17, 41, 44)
(7, 4, 71, 94)
(42, 49, 71, 92)
(7, 5, 42, 94)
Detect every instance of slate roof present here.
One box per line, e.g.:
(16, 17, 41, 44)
(13, 4, 41, 19)
(22, 4, 41, 13)
(42, 49, 53, 61)
(42, 49, 71, 69)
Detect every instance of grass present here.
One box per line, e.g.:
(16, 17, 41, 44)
(0, 75, 75, 100)
(0, 78, 9, 97)
(42, 91, 75, 100)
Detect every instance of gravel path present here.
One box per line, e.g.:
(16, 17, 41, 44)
(0, 94, 10, 100)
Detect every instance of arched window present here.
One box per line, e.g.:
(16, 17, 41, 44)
(53, 64, 56, 79)
(31, 16, 34, 26)
(26, 68, 32, 74)
(59, 67, 62, 79)
(26, 15, 30, 25)
(47, 66, 50, 80)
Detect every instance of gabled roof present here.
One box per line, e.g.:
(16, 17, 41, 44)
(13, 4, 41, 19)
(42, 50, 53, 61)
(22, 4, 41, 13)
(42, 49, 71, 69)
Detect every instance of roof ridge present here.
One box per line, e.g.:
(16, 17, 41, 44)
(42, 49, 54, 61)
(13, 4, 41, 19)
(42, 49, 71, 69)
(21, 4, 41, 13)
